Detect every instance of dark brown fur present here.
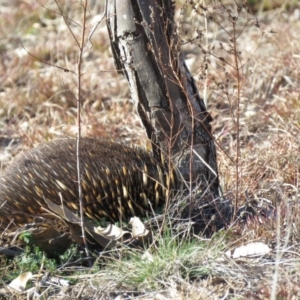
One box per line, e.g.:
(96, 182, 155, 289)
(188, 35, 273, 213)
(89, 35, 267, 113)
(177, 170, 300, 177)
(0, 138, 173, 226)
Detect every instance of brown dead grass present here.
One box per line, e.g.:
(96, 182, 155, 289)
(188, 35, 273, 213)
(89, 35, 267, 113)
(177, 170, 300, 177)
(0, 0, 300, 299)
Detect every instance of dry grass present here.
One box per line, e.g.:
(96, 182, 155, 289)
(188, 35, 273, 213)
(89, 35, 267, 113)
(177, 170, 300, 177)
(0, 0, 300, 299)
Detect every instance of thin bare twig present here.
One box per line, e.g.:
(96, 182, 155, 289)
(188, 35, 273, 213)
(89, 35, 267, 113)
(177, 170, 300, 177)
(232, 18, 241, 219)
(21, 42, 76, 75)
(54, 0, 81, 48)
(88, 0, 108, 47)
(76, 0, 90, 259)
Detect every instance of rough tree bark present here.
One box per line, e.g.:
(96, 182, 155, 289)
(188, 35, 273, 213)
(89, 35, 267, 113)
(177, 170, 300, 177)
(106, 0, 220, 200)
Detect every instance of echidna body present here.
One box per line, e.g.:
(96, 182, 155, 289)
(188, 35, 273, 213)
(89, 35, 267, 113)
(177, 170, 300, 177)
(0, 138, 174, 226)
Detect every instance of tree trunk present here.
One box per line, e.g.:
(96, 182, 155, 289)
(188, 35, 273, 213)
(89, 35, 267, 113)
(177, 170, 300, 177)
(106, 0, 220, 199)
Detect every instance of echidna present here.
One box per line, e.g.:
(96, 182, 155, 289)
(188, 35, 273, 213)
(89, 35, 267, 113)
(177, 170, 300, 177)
(0, 138, 176, 226)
